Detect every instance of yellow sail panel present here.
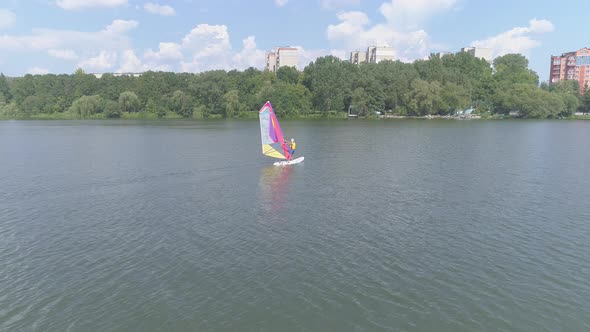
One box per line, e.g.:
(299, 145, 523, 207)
(262, 144, 287, 159)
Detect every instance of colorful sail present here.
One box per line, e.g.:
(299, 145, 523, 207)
(259, 101, 291, 160)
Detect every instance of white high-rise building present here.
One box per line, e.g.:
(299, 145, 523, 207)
(367, 46, 395, 63)
(350, 51, 367, 65)
(461, 47, 493, 63)
(348, 46, 395, 64)
(265, 52, 276, 72)
(265, 47, 298, 72)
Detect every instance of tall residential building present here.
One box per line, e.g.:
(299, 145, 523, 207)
(349, 46, 394, 64)
(264, 47, 298, 72)
(434, 51, 453, 58)
(265, 52, 276, 72)
(349, 51, 367, 65)
(91, 72, 143, 78)
(550, 47, 590, 93)
(461, 47, 493, 63)
(367, 46, 395, 63)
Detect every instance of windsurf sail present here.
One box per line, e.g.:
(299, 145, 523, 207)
(259, 101, 291, 160)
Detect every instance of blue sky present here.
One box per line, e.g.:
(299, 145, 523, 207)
(0, 0, 588, 81)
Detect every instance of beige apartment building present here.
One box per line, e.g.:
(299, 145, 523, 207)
(265, 47, 298, 72)
(349, 50, 367, 65)
(461, 47, 493, 63)
(368, 46, 395, 63)
(349, 46, 394, 64)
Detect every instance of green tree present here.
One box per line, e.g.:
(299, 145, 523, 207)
(266, 82, 313, 116)
(103, 100, 121, 118)
(145, 98, 157, 114)
(10, 74, 35, 105)
(303, 56, 353, 113)
(546, 80, 579, 95)
(414, 54, 444, 82)
(371, 60, 419, 113)
(222, 89, 240, 118)
(406, 79, 443, 115)
(118, 91, 140, 113)
(580, 88, 590, 114)
(170, 90, 193, 117)
(21, 95, 42, 116)
(351, 87, 370, 116)
(73, 68, 98, 98)
(69, 95, 103, 118)
(440, 82, 471, 115)
(1, 102, 18, 116)
(276, 66, 299, 84)
(188, 70, 229, 116)
(0, 73, 11, 102)
(559, 93, 580, 117)
(493, 54, 538, 86)
(506, 84, 564, 118)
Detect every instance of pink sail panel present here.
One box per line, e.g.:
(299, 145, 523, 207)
(264, 102, 290, 159)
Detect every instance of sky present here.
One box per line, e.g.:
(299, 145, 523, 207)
(0, 0, 588, 82)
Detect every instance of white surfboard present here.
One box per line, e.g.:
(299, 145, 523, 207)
(274, 156, 304, 166)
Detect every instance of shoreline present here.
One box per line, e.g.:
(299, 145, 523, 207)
(2, 113, 590, 121)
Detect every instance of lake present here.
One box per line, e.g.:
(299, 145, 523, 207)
(1, 119, 589, 331)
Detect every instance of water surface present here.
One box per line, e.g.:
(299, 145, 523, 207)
(1, 119, 589, 331)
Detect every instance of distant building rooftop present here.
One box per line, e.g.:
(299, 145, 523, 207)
(90, 72, 144, 78)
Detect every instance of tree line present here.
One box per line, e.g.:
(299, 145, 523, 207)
(1, 53, 590, 119)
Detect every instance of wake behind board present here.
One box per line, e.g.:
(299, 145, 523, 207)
(274, 156, 304, 166)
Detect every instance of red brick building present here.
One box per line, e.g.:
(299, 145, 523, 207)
(550, 47, 590, 94)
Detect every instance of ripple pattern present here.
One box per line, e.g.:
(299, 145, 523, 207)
(1, 120, 590, 331)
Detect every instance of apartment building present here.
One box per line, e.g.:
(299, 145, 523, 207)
(349, 46, 394, 64)
(265, 47, 298, 72)
(550, 47, 590, 93)
(367, 46, 395, 63)
(349, 51, 367, 65)
(461, 47, 493, 63)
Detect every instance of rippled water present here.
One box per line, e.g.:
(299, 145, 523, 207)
(1, 119, 590, 331)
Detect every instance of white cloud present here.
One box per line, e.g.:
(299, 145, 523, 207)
(471, 18, 554, 58)
(144, 2, 175, 16)
(117, 49, 144, 72)
(182, 24, 231, 57)
(231, 36, 265, 69)
(0, 9, 16, 29)
(181, 34, 266, 72)
(77, 51, 117, 71)
(27, 67, 50, 75)
(0, 19, 138, 54)
(103, 19, 139, 34)
(275, 0, 288, 7)
(529, 18, 555, 33)
(293, 46, 343, 67)
(144, 42, 183, 61)
(2, 15, 343, 75)
(0, 18, 139, 72)
(320, 0, 360, 10)
(326, 9, 432, 62)
(379, 0, 457, 30)
(116, 49, 171, 72)
(48, 49, 78, 60)
(56, 0, 127, 10)
(326, 11, 370, 43)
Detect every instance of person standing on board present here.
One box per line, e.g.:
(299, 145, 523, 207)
(286, 138, 296, 160)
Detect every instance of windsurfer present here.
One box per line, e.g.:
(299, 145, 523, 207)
(285, 138, 296, 160)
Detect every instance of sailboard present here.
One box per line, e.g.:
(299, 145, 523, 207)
(258, 101, 304, 166)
